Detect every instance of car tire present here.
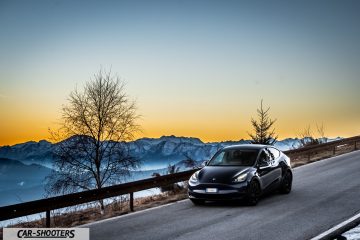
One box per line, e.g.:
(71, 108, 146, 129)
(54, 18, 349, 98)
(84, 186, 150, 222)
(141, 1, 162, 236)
(190, 199, 205, 205)
(280, 170, 292, 194)
(246, 179, 261, 206)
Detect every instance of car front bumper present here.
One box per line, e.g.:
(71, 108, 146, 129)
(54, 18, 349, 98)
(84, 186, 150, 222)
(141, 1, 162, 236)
(188, 182, 249, 201)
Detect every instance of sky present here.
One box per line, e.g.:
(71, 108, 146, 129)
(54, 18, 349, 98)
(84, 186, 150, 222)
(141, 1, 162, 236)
(0, 0, 360, 146)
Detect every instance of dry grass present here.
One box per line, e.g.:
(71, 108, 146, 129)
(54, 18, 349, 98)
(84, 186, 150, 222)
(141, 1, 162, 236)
(1, 142, 358, 235)
(1, 188, 188, 233)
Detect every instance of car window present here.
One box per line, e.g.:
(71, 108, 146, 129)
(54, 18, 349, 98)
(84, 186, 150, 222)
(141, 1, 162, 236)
(258, 150, 270, 167)
(208, 149, 259, 166)
(210, 151, 225, 165)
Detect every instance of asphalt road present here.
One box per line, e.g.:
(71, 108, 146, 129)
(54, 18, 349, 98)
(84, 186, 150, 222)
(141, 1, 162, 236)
(86, 151, 360, 240)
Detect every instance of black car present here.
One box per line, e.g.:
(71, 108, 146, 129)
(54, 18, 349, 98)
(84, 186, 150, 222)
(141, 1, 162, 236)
(188, 144, 292, 205)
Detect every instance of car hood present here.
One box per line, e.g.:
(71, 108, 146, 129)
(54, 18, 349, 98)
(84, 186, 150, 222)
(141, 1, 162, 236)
(198, 166, 250, 184)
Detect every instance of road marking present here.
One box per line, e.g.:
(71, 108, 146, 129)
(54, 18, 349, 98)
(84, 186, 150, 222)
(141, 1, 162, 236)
(310, 212, 360, 240)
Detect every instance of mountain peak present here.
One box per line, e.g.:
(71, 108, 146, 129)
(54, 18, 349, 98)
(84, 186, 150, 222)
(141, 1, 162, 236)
(159, 135, 203, 144)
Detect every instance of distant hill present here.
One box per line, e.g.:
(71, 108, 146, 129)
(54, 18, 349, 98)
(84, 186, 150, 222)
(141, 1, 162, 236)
(0, 140, 54, 168)
(0, 158, 52, 206)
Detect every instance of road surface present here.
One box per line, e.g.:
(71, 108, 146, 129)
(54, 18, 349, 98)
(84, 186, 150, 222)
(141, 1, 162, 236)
(86, 151, 360, 240)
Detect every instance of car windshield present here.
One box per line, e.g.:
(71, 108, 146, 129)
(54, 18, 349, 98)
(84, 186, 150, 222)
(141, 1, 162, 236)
(208, 149, 259, 166)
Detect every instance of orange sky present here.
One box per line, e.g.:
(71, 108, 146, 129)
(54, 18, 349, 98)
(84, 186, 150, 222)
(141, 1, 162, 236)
(1, 92, 359, 146)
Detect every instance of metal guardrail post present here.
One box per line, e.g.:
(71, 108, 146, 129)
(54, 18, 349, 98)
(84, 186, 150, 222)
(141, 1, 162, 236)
(130, 192, 134, 212)
(46, 210, 50, 228)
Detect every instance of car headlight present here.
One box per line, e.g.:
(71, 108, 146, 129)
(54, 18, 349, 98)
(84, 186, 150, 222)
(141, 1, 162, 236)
(189, 171, 200, 183)
(233, 172, 248, 183)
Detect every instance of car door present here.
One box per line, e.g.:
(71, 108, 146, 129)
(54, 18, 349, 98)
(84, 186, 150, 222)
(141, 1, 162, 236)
(267, 147, 283, 186)
(257, 149, 274, 190)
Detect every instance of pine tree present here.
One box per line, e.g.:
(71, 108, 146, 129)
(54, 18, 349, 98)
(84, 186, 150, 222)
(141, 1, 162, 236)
(248, 100, 278, 145)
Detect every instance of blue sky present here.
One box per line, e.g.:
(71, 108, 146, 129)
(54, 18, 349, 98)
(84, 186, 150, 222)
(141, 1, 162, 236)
(1, 0, 360, 144)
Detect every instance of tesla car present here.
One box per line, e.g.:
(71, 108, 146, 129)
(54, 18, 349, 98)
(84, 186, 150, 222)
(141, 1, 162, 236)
(188, 144, 292, 205)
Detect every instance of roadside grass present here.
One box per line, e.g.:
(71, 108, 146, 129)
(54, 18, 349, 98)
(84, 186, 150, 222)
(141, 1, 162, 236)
(1, 143, 358, 232)
(0, 188, 188, 231)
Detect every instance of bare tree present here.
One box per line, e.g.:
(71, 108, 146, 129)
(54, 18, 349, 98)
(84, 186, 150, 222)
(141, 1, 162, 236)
(298, 125, 317, 147)
(166, 163, 180, 175)
(182, 153, 198, 169)
(316, 123, 327, 143)
(46, 70, 140, 213)
(248, 99, 278, 145)
(152, 164, 182, 193)
(298, 123, 327, 147)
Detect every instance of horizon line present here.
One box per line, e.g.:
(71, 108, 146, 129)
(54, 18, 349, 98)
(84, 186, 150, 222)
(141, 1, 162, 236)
(0, 134, 346, 148)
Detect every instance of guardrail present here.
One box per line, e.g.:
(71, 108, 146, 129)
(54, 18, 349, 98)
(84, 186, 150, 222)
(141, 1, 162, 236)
(284, 135, 360, 160)
(0, 169, 197, 227)
(0, 135, 359, 227)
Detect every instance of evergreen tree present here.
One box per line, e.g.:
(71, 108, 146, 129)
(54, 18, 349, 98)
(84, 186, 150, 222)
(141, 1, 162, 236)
(248, 100, 278, 145)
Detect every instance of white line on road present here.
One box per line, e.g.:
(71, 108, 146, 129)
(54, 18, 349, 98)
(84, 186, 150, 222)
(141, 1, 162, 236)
(310, 212, 360, 240)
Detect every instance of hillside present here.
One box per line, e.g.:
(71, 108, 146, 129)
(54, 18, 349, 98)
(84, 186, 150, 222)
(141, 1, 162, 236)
(0, 158, 52, 206)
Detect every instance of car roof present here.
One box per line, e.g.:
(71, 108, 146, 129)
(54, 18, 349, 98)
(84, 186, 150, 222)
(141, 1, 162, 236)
(222, 144, 270, 150)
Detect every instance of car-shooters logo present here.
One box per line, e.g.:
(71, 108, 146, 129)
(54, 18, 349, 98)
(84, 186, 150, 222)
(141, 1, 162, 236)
(3, 228, 89, 240)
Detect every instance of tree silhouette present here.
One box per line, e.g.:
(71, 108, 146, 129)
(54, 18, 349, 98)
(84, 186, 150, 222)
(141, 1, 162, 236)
(248, 100, 277, 145)
(46, 70, 140, 213)
(298, 123, 327, 147)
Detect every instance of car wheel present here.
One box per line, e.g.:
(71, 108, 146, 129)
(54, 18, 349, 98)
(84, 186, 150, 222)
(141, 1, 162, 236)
(190, 199, 205, 205)
(280, 170, 292, 194)
(246, 180, 261, 206)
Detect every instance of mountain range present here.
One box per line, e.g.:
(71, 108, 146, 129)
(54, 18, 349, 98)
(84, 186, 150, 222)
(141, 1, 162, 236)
(0, 135, 340, 206)
(0, 135, 331, 169)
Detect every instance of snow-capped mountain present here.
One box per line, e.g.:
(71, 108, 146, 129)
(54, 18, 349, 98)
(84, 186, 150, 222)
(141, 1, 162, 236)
(0, 135, 341, 170)
(0, 140, 54, 168)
